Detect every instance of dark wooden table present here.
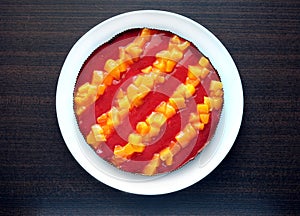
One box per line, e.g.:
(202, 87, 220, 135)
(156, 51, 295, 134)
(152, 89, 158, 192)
(1, 0, 299, 215)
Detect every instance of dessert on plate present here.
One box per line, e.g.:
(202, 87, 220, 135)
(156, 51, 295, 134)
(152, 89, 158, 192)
(74, 28, 223, 175)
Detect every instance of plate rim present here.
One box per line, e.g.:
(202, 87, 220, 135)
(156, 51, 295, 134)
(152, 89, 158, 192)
(56, 10, 244, 195)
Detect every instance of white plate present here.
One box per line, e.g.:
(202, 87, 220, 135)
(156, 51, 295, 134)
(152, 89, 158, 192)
(56, 10, 243, 195)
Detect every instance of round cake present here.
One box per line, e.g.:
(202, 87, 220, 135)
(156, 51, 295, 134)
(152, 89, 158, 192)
(74, 28, 224, 176)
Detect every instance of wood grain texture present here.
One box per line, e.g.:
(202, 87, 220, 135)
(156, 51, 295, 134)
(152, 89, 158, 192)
(0, 0, 299, 215)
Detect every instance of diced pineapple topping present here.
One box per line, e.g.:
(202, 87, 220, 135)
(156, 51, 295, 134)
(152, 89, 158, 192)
(143, 153, 160, 176)
(199, 56, 209, 67)
(75, 28, 154, 116)
(208, 80, 224, 110)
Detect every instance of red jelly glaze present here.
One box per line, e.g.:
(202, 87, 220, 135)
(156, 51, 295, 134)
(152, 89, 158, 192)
(74, 28, 222, 175)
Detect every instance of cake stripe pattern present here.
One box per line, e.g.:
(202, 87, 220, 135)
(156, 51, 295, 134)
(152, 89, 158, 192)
(85, 34, 191, 150)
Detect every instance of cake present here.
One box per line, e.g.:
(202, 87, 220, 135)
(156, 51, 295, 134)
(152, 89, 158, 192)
(74, 28, 224, 175)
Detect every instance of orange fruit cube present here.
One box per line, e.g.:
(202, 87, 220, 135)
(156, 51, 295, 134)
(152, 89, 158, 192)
(199, 113, 210, 124)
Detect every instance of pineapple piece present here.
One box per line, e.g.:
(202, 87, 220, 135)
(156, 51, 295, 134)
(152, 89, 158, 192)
(159, 147, 173, 166)
(86, 131, 98, 148)
(169, 48, 183, 61)
(140, 74, 154, 89)
(143, 153, 160, 176)
(169, 97, 186, 109)
(199, 56, 209, 67)
(128, 133, 142, 145)
(125, 43, 143, 59)
(117, 96, 130, 110)
(127, 83, 139, 102)
(210, 97, 223, 110)
(111, 106, 120, 127)
(147, 125, 161, 137)
(91, 70, 104, 85)
(78, 82, 90, 93)
(175, 123, 197, 148)
(169, 141, 181, 155)
(114, 144, 134, 159)
(209, 80, 223, 91)
(177, 41, 190, 51)
(165, 102, 176, 118)
(104, 59, 118, 74)
(200, 68, 210, 79)
(140, 28, 152, 39)
(91, 124, 106, 142)
(146, 112, 167, 128)
(188, 65, 202, 79)
(185, 84, 195, 98)
(204, 96, 211, 110)
(155, 101, 167, 114)
(133, 75, 144, 87)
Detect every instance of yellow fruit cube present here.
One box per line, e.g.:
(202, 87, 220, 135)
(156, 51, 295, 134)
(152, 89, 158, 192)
(177, 41, 190, 51)
(97, 84, 106, 96)
(128, 133, 142, 145)
(166, 60, 176, 72)
(204, 96, 211, 109)
(143, 153, 160, 176)
(169, 141, 181, 155)
(155, 101, 167, 114)
(146, 112, 167, 128)
(159, 147, 173, 162)
(200, 113, 210, 124)
(78, 82, 90, 93)
(199, 56, 209, 67)
(86, 131, 97, 148)
(141, 74, 154, 89)
(197, 104, 209, 114)
(200, 68, 210, 79)
(147, 125, 160, 137)
(169, 97, 186, 109)
(127, 83, 139, 102)
(114, 144, 134, 158)
(211, 97, 223, 110)
(185, 84, 196, 98)
(117, 96, 130, 110)
(170, 48, 183, 61)
(188, 65, 202, 79)
(185, 77, 200, 87)
(141, 66, 153, 73)
(165, 102, 176, 118)
(125, 43, 143, 58)
(136, 121, 150, 135)
(104, 59, 118, 74)
(91, 70, 104, 85)
(111, 106, 120, 127)
(153, 58, 167, 71)
(209, 80, 223, 91)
